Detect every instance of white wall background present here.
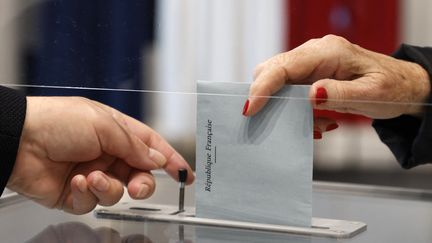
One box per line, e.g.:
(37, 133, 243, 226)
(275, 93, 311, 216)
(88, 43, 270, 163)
(0, 0, 20, 85)
(0, 0, 44, 86)
(151, 0, 286, 139)
(402, 0, 432, 46)
(1, 0, 432, 173)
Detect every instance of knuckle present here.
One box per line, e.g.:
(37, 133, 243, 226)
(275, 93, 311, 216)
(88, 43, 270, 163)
(322, 34, 347, 44)
(253, 62, 266, 78)
(274, 65, 289, 82)
(376, 77, 392, 90)
(298, 38, 320, 49)
(306, 37, 320, 44)
(254, 61, 266, 71)
(86, 102, 105, 120)
(250, 81, 271, 96)
(249, 83, 260, 97)
(73, 96, 91, 104)
(334, 83, 348, 102)
(321, 35, 352, 53)
(249, 80, 261, 93)
(267, 54, 286, 67)
(356, 86, 371, 100)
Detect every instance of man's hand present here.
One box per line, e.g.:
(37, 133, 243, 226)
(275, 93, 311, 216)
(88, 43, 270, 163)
(7, 96, 194, 214)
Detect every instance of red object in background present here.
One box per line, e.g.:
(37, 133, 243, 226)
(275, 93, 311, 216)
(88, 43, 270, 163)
(287, 0, 399, 123)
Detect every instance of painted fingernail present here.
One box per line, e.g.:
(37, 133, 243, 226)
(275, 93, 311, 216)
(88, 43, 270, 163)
(93, 175, 109, 192)
(137, 184, 150, 198)
(314, 131, 322, 139)
(326, 123, 339, 132)
(316, 87, 328, 105)
(149, 148, 167, 167)
(242, 99, 250, 116)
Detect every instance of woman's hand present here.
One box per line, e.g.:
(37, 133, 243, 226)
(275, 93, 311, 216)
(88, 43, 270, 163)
(7, 96, 194, 214)
(244, 35, 431, 136)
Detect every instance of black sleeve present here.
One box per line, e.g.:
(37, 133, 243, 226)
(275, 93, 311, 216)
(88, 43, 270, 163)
(372, 44, 432, 169)
(0, 86, 27, 195)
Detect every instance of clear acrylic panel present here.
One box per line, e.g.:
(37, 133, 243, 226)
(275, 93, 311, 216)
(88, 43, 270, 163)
(2, 1, 432, 243)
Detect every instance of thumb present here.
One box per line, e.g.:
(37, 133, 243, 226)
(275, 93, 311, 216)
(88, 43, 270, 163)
(310, 78, 372, 114)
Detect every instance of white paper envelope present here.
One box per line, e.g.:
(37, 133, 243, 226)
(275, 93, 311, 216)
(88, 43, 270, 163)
(195, 81, 313, 227)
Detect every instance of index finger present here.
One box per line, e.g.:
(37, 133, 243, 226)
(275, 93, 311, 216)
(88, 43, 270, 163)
(122, 115, 195, 185)
(246, 36, 344, 116)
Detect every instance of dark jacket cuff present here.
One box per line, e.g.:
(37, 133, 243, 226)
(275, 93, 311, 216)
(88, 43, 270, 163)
(372, 44, 432, 169)
(0, 86, 27, 194)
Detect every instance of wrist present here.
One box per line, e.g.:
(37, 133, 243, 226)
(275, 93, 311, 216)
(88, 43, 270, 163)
(405, 62, 431, 117)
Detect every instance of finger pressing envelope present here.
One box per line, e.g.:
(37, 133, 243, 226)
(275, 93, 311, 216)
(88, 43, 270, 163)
(246, 42, 333, 116)
(247, 65, 288, 116)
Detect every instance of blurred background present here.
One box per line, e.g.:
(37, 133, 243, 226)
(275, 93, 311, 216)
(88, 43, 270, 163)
(1, 0, 432, 189)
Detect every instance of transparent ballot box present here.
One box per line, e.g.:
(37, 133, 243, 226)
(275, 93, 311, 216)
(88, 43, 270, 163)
(0, 84, 431, 243)
(2, 1, 432, 242)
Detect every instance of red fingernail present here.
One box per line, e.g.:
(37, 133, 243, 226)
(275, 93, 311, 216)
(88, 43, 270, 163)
(242, 99, 250, 116)
(315, 87, 328, 105)
(326, 123, 339, 132)
(314, 131, 322, 139)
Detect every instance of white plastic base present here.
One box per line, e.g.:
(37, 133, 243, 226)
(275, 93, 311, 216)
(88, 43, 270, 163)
(94, 203, 366, 239)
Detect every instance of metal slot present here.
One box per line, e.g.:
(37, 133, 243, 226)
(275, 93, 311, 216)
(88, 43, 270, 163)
(94, 203, 367, 239)
(129, 207, 161, 211)
(311, 225, 330, 229)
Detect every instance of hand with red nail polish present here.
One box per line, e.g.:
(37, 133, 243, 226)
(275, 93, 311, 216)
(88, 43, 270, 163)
(326, 123, 339, 132)
(7, 97, 194, 215)
(315, 87, 328, 105)
(246, 35, 430, 119)
(242, 99, 250, 116)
